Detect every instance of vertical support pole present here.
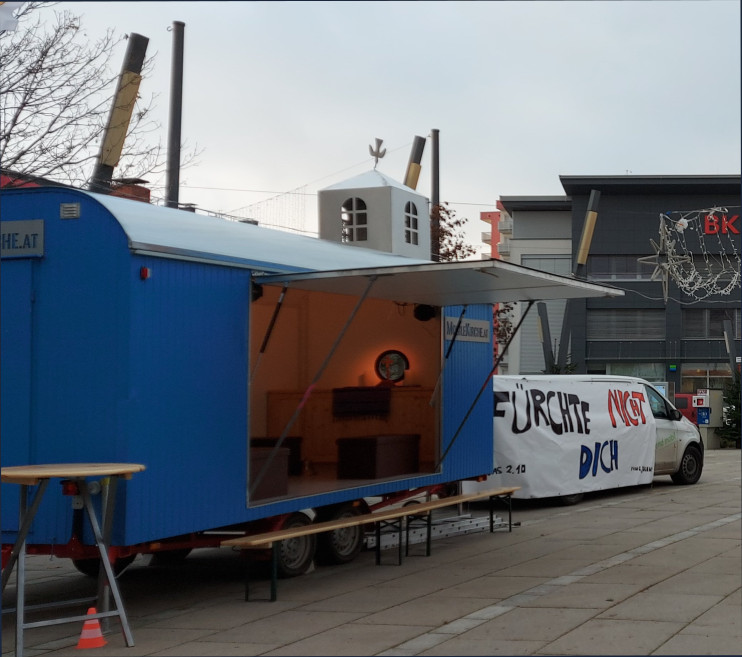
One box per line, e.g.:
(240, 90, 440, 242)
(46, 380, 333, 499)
(430, 128, 440, 262)
(166, 21, 185, 209)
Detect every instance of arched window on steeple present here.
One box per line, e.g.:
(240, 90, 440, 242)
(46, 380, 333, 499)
(404, 201, 419, 245)
(341, 197, 367, 242)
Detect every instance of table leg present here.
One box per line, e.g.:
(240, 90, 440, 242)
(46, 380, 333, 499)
(79, 478, 135, 647)
(16, 485, 27, 657)
(3, 481, 49, 657)
(2, 480, 48, 591)
(96, 476, 117, 631)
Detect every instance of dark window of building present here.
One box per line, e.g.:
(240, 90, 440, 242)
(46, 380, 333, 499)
(681, 361, 734, 392)
(682, 308, 741, 339)
(587, 309, 665, 340)
(404, 201, 418, 245)
(589, 255, 654, 280)
(341, 197, 367, 242)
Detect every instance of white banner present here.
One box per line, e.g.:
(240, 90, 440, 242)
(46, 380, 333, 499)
(489, 378, 656, 498)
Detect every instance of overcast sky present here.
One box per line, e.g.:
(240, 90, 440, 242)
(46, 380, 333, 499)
(58, 1, 741, 252)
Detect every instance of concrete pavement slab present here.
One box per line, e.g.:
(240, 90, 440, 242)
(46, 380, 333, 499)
(597, 591, 725, 623)
(352, 590, 498, 627)
(261, 622, 435, 656)
(538, 618, 684, 655)
(3, 449, 740, 656)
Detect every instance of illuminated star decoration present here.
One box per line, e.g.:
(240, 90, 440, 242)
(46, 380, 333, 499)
(637, 221, 692, 302)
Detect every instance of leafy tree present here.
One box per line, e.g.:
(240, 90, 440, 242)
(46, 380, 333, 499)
(430, 203, 518, 366)
(1, 2, 192, 192)
(430, 202, 476, 263)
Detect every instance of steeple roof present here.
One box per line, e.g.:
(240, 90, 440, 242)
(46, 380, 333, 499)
(322, 170, 413, 192)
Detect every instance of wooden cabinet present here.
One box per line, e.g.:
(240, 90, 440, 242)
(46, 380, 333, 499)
(267, 387, 437, 465)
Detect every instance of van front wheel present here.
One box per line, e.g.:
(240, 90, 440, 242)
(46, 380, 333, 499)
(671, 445, 703, 485)
(557, 493, 584, 506)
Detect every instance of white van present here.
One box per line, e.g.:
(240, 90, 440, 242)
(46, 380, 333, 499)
(463, 375, 704, 504)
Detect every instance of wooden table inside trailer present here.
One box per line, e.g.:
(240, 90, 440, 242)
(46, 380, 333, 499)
(1, 463, 146, 657)
(222, 486, 519, 601)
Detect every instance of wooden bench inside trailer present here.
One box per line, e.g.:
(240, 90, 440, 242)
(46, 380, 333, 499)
(222, 486, 519, 601)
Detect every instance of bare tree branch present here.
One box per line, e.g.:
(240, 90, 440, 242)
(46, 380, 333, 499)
(1, 2, 200, 192)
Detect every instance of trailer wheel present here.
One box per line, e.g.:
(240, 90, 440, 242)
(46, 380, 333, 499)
(72, 554, 136, 578)
(316, 503, 364, 565)
(671, 445, 703, 485)
(277, 512, 316, 578)
(557, 493, 584, 506)
(149, 548, 192, 566)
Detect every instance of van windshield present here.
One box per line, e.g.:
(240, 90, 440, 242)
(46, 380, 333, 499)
(644, 385, 671, 419)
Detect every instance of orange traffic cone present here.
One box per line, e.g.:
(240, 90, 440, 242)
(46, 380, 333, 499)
(76, 607, 107, 649)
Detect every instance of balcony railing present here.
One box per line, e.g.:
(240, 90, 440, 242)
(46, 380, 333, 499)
(498, 218, 513, 233)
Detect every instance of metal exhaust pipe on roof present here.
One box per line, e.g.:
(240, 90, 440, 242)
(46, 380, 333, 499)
(89, 33, 149, 194)
(404, 135, 426, 189)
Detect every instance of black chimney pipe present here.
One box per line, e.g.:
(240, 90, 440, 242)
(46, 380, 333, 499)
(166, 21, 185, 209)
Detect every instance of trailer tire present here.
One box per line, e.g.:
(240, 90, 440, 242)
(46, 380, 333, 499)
(557, 493, 584, 506)
(671, 445, 703, 485)
(277, 512, 316, 578)
(316, 504, 364, 565)
(72, 554, 136, 578)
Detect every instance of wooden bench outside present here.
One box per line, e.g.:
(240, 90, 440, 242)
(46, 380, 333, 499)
(222, 486, 519, 601)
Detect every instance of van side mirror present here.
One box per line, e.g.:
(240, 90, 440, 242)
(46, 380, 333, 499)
(670, 409, 683, 422)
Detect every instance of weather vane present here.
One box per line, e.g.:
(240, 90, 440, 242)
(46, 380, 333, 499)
(369, 138, 386, 169)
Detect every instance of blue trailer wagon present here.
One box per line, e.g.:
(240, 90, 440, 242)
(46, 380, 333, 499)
(1, 187, 621, 576)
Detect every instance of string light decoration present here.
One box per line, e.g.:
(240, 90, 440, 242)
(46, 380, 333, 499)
(638, 207, 741, 302)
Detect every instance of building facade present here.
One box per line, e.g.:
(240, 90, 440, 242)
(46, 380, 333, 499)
(485, 175, 741, 400)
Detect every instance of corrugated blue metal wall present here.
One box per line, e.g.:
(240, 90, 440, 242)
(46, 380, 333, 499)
(2, 188, 495, 550)
(122, 255, 251, 543)
(441, 305, 494, 478)
(2, 189, 134, 545)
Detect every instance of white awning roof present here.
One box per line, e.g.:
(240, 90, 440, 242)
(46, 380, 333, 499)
(255, 259, 624, 306)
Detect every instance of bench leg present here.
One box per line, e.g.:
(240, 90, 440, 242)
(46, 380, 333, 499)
(270, 543, 278, 601)
(487, 494, 513, 532)
(243, 546, 278, 602)
(375, 519, 404, 565)
(398, 518, 403, 565)
(404, 512, 432, 558)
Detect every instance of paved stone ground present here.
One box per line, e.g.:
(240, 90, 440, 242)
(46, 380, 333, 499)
(3, 449, 740, 656)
